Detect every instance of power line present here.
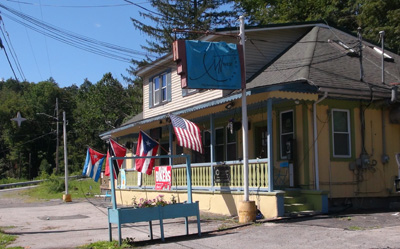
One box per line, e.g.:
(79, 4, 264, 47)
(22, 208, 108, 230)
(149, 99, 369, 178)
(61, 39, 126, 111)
(0, 16, 25, 80)
(38, 0, 52, 78)
(0, 36, 18, 80)
(123, 0, 164, 18)
(0, 3, 158, 63)
(16, 1, 43, 80)
(5, 0, 136, 8)
(0, 131, 55, 154)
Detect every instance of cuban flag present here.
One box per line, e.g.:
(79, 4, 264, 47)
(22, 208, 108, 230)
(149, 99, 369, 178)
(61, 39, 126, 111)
(135, 130, 159, 175)
(105, 139, 127, 180)
(82, 148, 106, 182)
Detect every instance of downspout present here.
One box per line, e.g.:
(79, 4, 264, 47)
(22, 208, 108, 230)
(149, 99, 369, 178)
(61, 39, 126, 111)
(313, 92, 328, 190)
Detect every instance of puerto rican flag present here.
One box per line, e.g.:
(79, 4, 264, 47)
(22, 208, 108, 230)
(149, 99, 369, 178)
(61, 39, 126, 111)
(82, 148, 106, 182)
(135, 130, 159, 175)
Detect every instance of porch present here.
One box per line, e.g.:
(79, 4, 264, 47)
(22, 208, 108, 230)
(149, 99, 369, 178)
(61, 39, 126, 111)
(110, 158, 328, 219)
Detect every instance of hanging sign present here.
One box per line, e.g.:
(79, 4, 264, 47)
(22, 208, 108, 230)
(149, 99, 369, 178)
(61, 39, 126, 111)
(155, 166, 172, 190)
(214, 165, 231, 184)
(173, 40, 245, 90)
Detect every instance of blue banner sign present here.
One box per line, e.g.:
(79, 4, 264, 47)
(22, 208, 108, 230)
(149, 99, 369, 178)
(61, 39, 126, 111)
(181, 40, 244, 90)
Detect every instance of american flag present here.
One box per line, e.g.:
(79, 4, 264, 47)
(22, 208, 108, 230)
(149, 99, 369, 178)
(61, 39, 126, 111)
(169, 114, 203, 154)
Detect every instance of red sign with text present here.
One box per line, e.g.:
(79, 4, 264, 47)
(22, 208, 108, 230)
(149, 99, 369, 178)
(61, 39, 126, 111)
(155, 166, 172, 190)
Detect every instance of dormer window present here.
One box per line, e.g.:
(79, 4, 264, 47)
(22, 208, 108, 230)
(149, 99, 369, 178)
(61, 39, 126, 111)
(149, 69, 171, 108)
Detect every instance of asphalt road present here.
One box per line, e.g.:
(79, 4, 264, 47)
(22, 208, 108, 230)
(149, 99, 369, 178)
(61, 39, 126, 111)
(1, 188, 400, 249)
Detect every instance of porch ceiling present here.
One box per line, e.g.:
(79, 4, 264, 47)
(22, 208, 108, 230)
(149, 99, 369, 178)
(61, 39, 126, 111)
(100, 87, 318, 140)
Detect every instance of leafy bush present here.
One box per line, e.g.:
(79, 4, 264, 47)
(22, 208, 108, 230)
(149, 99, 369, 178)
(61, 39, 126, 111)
(42, 174, 65, 193)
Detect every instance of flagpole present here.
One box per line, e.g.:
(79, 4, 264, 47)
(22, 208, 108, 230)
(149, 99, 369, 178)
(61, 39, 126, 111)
(240, 16, 249, 202)
(238, 16, 256, 223)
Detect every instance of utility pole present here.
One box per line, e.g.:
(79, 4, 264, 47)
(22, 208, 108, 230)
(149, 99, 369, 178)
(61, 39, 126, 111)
(62, 111, 71, 202)
(36, 98, 59, 174)
(55, 98, 59, 174)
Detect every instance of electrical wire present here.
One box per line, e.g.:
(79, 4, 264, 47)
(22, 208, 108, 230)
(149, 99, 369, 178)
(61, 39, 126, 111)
(16, 1, 43, 80)
(0, 131, 55, 154)
(5, 0, 135, 8)
(0, 17, 25, 80)
(38, 0, 52, 77)
(0, 38, 18, 80)
(0, 3, 158, 63)
(123, 0, 164, 17)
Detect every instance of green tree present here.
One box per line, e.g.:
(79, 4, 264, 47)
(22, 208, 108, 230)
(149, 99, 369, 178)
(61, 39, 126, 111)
(130, 0, 237, 58)
(70, 73, 137, 173)
(235, 0, 400, 53)
(357, 0, 400, 54)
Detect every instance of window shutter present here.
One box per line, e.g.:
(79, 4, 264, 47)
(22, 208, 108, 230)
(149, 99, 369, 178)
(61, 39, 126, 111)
(167, 69, 172, 102)
(149, 77, 153, 108)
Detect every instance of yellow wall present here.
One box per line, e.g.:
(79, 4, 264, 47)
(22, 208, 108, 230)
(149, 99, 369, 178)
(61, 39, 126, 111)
(114, 189, 282, 219)
(312, 101, 400, 198)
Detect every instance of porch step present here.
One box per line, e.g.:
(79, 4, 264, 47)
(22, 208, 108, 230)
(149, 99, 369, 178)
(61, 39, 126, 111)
(284, 210, 322, 218)
(284, 196, 307, 204)
(283, 189, 315, 214)
(284, 189, 302, 197)
(284, 202, 314, 213)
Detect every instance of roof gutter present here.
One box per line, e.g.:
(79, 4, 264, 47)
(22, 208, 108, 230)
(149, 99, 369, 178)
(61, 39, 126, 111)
(313, 91, 328, 190)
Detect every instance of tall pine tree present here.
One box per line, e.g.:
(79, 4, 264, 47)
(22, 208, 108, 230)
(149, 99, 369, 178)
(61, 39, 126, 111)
(128, 0, 238, 60)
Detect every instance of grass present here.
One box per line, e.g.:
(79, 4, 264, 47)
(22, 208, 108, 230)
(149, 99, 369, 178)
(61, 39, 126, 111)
(23, 177, 101, 200)
(78, 240, 131, 249)
(347, 225, 380, 231)
(0, 178, 28, 184)
(347, 226, 363, 231)
(0, 228, 23, 249)
(1, 177, 103, 248)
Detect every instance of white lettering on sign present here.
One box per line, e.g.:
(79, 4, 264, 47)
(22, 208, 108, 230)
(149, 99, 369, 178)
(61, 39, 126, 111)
(156, 166, 171, 182)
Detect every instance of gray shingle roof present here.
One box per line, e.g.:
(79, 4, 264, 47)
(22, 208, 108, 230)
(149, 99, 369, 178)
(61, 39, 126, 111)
(247, 26, 400, 99)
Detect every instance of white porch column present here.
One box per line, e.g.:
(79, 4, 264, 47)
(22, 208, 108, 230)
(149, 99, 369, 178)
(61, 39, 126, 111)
(267, 99, 274, 192)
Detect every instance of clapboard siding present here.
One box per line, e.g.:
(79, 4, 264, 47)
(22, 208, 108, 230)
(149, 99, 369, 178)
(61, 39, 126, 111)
(142, 27, 309, 119)
(143, 63, 224, 119)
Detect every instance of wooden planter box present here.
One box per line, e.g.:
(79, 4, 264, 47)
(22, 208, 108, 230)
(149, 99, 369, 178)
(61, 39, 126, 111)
(108, 154, 200, 245)
(108, 201, 201, 242)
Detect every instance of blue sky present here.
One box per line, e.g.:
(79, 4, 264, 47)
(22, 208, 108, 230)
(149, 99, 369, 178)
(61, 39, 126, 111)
(0, 0, 154, 88)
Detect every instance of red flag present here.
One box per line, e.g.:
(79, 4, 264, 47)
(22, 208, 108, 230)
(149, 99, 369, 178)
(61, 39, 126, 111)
(169, 114, 203, 153)
(105, 139, 127, 179)
(135, 131, 159, 175)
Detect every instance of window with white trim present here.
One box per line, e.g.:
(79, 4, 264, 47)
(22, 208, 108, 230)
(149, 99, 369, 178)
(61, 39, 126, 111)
(332, 109, 351, 158)
(280, 110, 294, 159)
(149, 70, 171, 108)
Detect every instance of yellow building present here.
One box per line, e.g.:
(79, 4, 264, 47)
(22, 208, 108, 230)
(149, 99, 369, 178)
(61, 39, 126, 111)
(100, 22, 400, 219)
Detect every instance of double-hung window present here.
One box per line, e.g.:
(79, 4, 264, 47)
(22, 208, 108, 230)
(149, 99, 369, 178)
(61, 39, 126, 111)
(215, 128, 224, 162)
(226, 129, 237, 161)
(280, 110, 294, 159)
(331, 109, 351, 158)
(149, 69, 171, 108)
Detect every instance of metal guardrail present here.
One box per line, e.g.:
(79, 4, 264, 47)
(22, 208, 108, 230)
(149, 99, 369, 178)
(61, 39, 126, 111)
(0, 175, 82, 189)
(0, 180, 43, 189)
